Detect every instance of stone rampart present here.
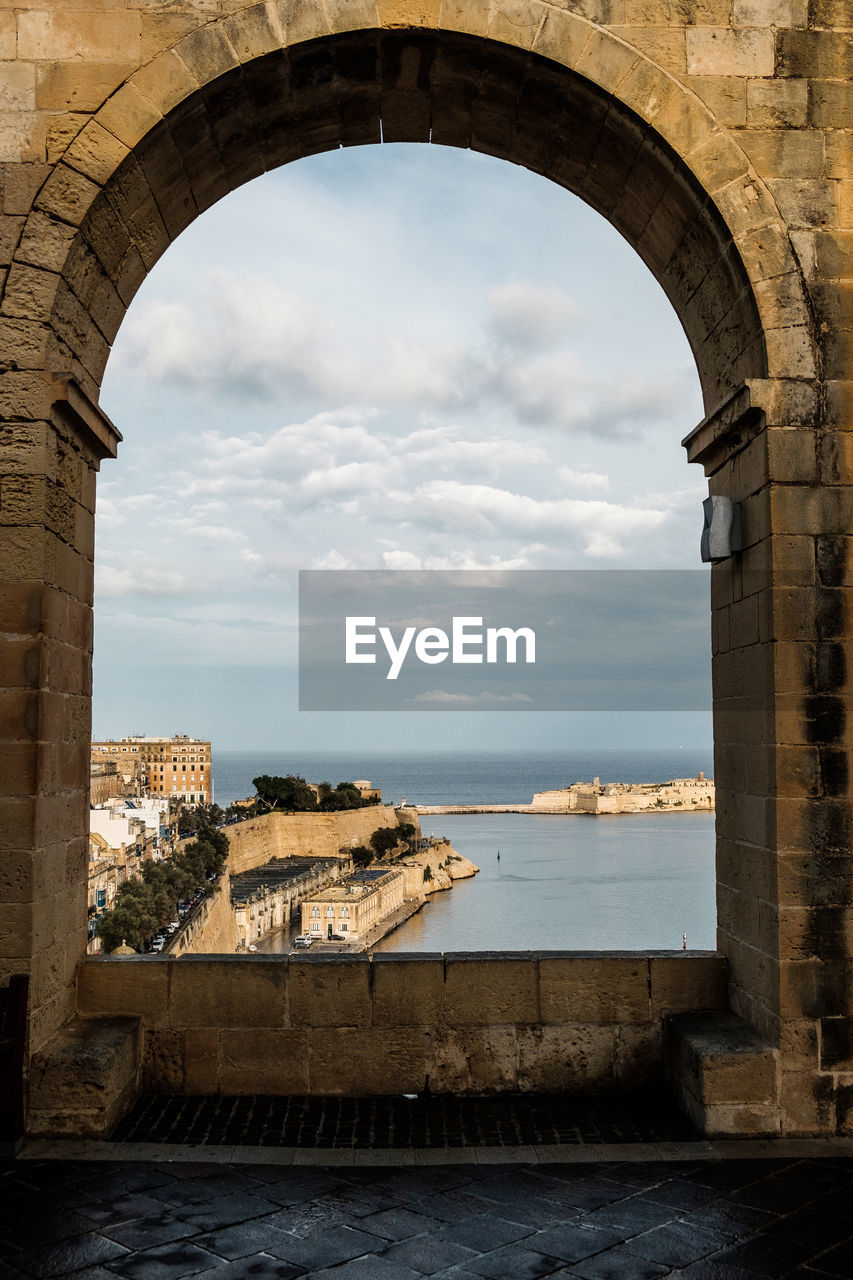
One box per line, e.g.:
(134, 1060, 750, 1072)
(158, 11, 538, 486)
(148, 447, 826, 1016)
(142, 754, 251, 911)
(224, 807, 405, 876)
(169, 873, 237, 957)
(76, 951, 726, 1098)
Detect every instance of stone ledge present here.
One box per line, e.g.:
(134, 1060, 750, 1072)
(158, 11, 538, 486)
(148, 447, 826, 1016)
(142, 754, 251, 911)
(666, 1009, 780, 1136)
(27, 1014, 141, 1139)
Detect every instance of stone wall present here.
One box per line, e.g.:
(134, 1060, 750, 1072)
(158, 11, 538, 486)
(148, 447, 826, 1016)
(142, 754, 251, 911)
(169, 874, 238, 956)
(224, 806, 408, 876)
(76, 951, 727, 1097)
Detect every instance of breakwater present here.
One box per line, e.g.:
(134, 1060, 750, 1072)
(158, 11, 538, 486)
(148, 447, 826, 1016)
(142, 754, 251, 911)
(416, 775, 714, 816)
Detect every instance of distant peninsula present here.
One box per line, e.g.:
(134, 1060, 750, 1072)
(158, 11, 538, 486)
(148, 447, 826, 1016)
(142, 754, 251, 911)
(414, 773, 714, 816)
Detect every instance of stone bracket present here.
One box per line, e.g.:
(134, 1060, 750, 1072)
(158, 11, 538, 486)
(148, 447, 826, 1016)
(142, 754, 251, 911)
(665, 1010, 780, 1137)
(682, 384, 765, 477)
(48, 375, 122, 466)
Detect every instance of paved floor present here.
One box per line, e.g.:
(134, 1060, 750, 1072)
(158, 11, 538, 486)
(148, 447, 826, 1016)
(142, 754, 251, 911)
(2, 1149, 853, 1279)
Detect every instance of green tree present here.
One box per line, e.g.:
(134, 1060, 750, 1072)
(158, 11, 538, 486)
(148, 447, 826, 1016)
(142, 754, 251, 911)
(369, 827, 400, 858)
(253, 774, 317, 812)
(350, 845, 373, 868)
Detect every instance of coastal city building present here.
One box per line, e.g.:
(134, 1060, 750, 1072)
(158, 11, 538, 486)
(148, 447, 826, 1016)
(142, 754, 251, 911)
(230, 856, 352, 949)
(87, 798, 180, 953)
(301, 868, 406, 941)
(90, 735, 212, 804)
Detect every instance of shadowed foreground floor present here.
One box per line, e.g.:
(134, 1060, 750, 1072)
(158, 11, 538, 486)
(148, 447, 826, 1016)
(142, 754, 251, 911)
(2, 1152, 853, 1279)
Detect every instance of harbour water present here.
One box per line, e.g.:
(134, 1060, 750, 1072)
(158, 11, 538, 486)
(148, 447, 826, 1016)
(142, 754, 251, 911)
(213, 748, 716, 952)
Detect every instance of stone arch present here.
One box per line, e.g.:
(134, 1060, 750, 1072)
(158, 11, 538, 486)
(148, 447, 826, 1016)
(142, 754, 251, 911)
(4, 8, 815, 414)
(4, 0, 849, 1138)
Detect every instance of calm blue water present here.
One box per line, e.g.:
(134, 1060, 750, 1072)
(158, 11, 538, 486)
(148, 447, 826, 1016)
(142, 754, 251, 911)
(212, 748, 713, 809)
(376, 812, 717, 952)
(214, 748, 717, 951)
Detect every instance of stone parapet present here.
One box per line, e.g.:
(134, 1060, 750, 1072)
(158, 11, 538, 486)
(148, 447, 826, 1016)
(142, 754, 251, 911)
(68, 951, 727, 1117)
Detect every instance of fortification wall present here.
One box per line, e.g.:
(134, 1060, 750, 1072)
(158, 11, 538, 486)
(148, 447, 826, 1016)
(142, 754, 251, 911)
(170, 873, 238, 957)
(225, 807, 407, 876)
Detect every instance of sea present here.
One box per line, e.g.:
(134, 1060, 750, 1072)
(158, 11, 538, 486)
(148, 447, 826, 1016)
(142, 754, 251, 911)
(213, 748, 717, 952)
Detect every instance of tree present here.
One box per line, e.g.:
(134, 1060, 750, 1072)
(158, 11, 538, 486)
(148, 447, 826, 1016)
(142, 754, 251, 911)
(369, 827, 400, 858)
(253, 774, 317, 812)
(350, 845, 373, 868)
(178, 801, 225, 836)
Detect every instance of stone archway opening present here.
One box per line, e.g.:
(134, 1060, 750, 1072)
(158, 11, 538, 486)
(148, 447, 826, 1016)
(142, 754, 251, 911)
(5, 13, 839, 1138)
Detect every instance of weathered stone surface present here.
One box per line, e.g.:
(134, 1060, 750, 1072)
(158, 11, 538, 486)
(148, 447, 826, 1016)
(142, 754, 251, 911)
(27, 1014, 140, 1137)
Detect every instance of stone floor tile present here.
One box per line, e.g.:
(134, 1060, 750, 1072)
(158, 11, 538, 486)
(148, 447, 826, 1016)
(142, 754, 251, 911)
(379, 1235, 478, 1274)
(620, 1219, 729, 1267)
(529, 1222, 627, 1264)
(2, 1231, 129, 1278)
(172, 1192, 280, 1230)
(193, 1219, 293, 1262)
(303, 1257, 423, 1280)
(101, 1216, 198, 1252)
(416, 1194, 499, 1224)
(708, 1234, 817, 1275)
(436, 1215, 534, 1253)
(267, 1224, 386, 1269)
(574, 1196, 677, 1235)
(105, 1240, 218, 1279)
(193, 1258, 305, 1280)
(358, 1208, 444, 1242)
(461, 1242, 566, 1279)
(266, 1201, 355, 1238)
(673, 1201, 775, 1243)
(78, 1195, 177, 1228)
(639, 1180, 720, 1212)
(569, 1246, 671, 1280)
(793, 1237, 853, 1277)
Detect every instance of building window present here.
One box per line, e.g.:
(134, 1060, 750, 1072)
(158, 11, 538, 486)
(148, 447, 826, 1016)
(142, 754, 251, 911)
(340, 923, 348, 931)
(340, 906, 349, 918)
(310, 906, 319, 918)
(311, 922, 320, 931)
(325, 906, 334, 917)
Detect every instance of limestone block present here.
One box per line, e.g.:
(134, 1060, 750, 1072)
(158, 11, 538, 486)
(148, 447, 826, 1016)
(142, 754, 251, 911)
(746, 78, 807, 129)
(371, 954, 445, 1026)
(272, 0, 334, 44)
(487, 0, 546, 50)
(780, 1067, 836, 1133)
(183, 1026, 219, 1093)
(444, 954, 537, 1025)
(220, 1028, 310, 1093)
(686, 28, 774, 76)
(17, 11, 142, 63)
(574, 27, 640, 92)
(95, 83, 163, 151)
(517, 1024, 617, 1091)
(429, 1026, 517, 1092)
(667, 1010, 778, 1107)
(738, 128, 825, 179)
(540, 955, 650, 1025)
(691, 76, 746, 127)
(27, 1014, 141, 1138)
(650, 954, 727, 1016)
(0, 64, 36, 114)
(77, 955, 169, 1020)
(610, 27, 686, 73)
(169, 957, 286, 1028)
(615, 1023, 661, 1086)
(131, 50, 198, 117)
(36, 63, 132, 114)
(532, 7, 592, 67)
(0, 114, 45, 166)
(0, 12, 14, 59)
(288, 956, 372, 1027)
(440, 0, 491, 37)
(220, 4, 283, 63)
(375, 0, 435, 23)
(308, 1027, 429, 1093)
(174, 25, 239, 85)
(144, 1027, 184, 1092)
(734, 0, 807, 22)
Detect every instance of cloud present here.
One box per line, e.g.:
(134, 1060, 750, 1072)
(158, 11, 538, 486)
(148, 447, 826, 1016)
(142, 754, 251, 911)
(488, 281, 585, 350)
(96, 565, 191, 598)
(408, 689, 535, 704)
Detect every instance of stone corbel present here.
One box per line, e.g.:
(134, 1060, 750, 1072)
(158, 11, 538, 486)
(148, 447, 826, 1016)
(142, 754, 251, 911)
(682, 383, 765, 477)
(47, 374, 122, 468)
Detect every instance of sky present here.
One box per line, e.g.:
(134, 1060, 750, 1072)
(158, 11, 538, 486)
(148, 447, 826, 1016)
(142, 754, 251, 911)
(94, 142, 713, 754)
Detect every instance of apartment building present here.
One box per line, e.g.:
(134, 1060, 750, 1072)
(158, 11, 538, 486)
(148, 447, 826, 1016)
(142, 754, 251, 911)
(301, 868, 405, 941)
(90, 735, 212, 804)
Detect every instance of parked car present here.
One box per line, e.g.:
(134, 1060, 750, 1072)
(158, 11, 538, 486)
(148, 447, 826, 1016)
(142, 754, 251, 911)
(330, 933, 345, 941)
(293, 938, 311, 949)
